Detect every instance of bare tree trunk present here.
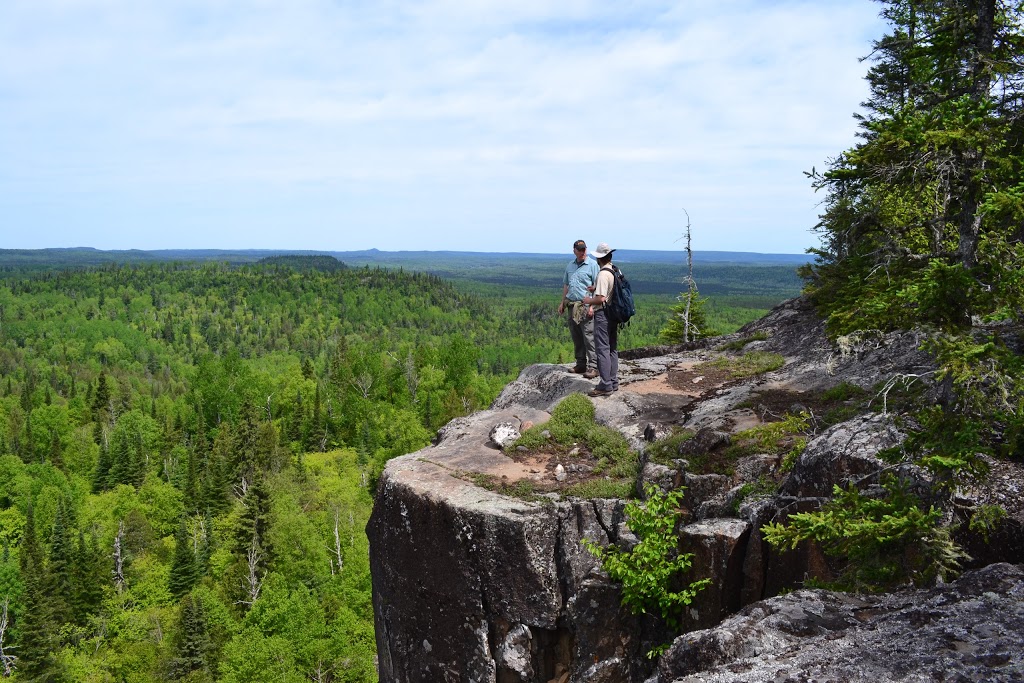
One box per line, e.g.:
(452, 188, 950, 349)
(0, 596, 15, 677)
(113, 521, 126, 593)
(241, 535, 265, 607)
(682, 209, 695, 342)
(331, 508, 344, 575)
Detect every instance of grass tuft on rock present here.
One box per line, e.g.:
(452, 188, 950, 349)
(508, 393, 638, 496)
(701, 351, 785, 378)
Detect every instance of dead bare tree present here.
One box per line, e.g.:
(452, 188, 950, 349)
(677, 208, 699, 343)
(239, 535, 266, 608)
(0, 596, 15, 677)
(112, 521, 126, 593)
(404, 351, 420, 404)
(162, 451, 176, 483)
(351, 373, 375, 400)
(330, 508, 344, 576)
(311, 658, 331, 683)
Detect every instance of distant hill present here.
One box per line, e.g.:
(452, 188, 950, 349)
(326, 248, 810, 267)
(0, 248, 807, 298)
(0, 247, 809, 269)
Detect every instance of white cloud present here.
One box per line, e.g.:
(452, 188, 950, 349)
(0, 0, 886, 253)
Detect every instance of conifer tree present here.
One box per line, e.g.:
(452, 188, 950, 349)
(233, 475, 273, 569)
(71, 529, 105, 625)
(202, 429, 233, 514)
(168, 519, 199, 599)
(45, 501, 74, 627)
(804, 0, 1024, 458)
(167, 593, 210, 680)
(92, 442, 111, 493)
(184, 448, 200, 513)
(806, 0, 1023, 332)
(92, 371, 110, 423)
(47, 431, 63, 470)
(16, 504, 62, 682)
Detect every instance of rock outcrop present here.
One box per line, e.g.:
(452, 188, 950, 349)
(367, 297, 1024, 683)
(657, 562, 1024, 683)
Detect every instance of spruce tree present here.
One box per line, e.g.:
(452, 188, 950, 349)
(92, 442, 111, 493)
(168, 519, 199, 599)
(45, 501, 74, 628)
(92, 371, 110, 423)
(232, 475, 272, 569)
(71, 529, 105, 625)
(167, 593, 210, 680)
(16, 504, 62, 682)
(202, 429, 233, 514)
(806, 0, 1023, 333)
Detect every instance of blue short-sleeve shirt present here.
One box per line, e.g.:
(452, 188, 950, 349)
(563, 256, 599, 301)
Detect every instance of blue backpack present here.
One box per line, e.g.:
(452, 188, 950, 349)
(602, 265, 635, 328)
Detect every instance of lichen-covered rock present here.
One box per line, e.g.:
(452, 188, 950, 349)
(368, 434, 662, 683)
(681, 474, 731, 519)
(656, 563, 1024, 683)
(780, 413, 910, 497)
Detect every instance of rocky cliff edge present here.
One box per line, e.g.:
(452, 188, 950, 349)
(367, 297, 1024, 683)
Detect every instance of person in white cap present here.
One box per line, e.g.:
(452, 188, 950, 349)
(581, 242, 619, 396)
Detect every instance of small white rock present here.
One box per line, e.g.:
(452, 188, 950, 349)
(554, 464, 567, 481)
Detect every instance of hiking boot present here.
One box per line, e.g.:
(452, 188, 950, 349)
(588, 388, 613, 397)
(583, 369, 599, 379)
(569, 366, 587, 374)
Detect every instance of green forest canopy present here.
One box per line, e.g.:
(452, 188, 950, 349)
(0, 255, 797, 681)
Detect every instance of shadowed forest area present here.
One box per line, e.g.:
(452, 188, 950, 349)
(0, 249, 801, 681)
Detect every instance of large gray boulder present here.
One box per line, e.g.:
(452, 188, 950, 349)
(656, 562, 1024, 683)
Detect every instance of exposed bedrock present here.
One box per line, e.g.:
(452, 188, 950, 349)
(656, 562, 1024, 683)
(367, 298, 1024, 682)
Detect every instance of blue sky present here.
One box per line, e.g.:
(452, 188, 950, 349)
(0, 1, 885, 255)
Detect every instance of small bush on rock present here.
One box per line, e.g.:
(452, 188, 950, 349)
(583, 484, 711, 646)
(762, 476, 968, 591)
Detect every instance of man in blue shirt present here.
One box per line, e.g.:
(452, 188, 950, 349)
(557, 239, 600, 378)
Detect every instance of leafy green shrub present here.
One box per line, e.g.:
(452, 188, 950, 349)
(762, 476, 967, 591)
(702, 351, 785, 378)
(582, 484, 711, 639)
(779, 438, 807, 473)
